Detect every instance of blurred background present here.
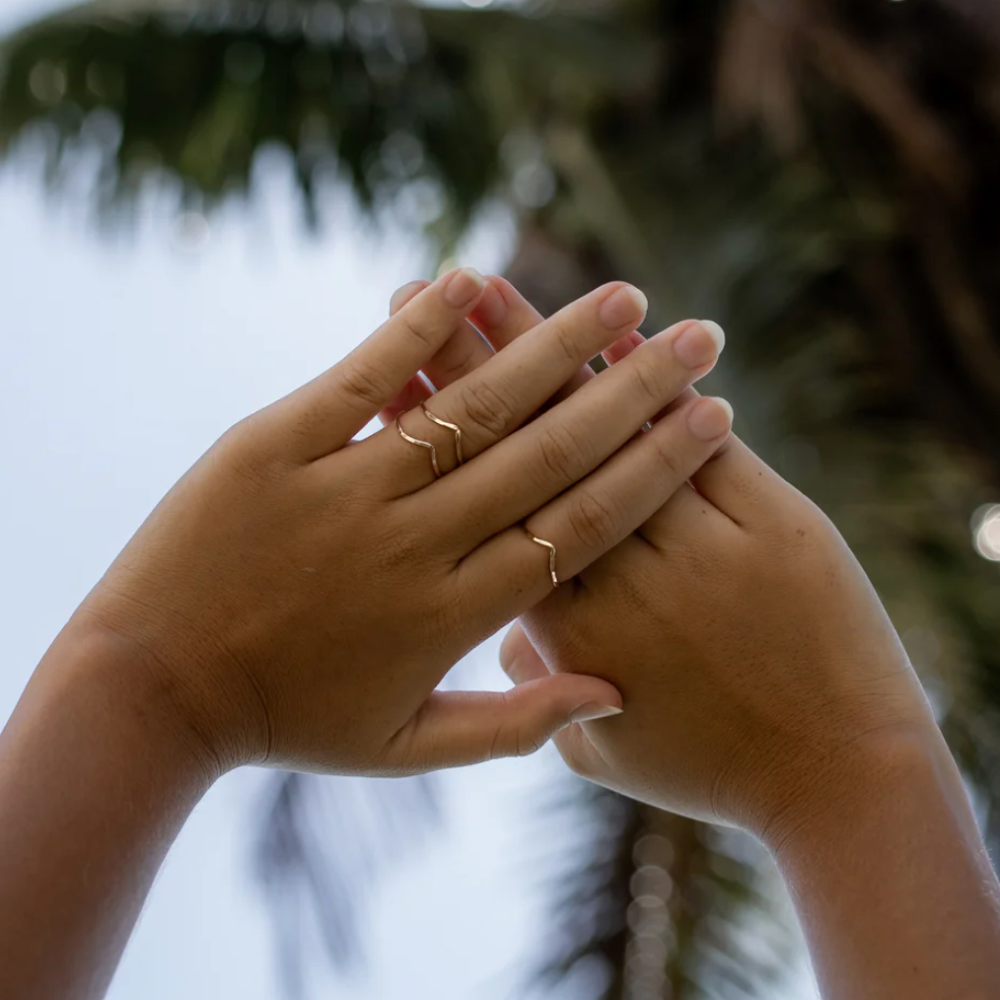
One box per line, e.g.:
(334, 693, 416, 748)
(2, 0, 999, 998)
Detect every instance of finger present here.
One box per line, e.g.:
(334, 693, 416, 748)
(377, 280, 446, 426)
(383, 678, 622, 770)
(461, 396, 734, 611)
(638, 479, 736, 550)
(373, 281, 650, 490)
(686, 433, 795, 526)
(389, 279, 498, 393)
(378, 278, 517, 427)
(433, 320, 726, 547)
(582, 360, 740, 545)
(267, 267, 486, 459)
(606, 324, 721, 432)
(499, 621, 552, 684)
(499, 622, 616, 780)
(474, 276, 599, 401)
(377, 374, 434, 425)
(389, 279, 431, 316)
(549, 717, 610, 781)
(379, 275, 627, 433)
(470, 275, 545, 350)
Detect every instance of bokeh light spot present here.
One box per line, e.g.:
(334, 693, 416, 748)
(972, 504, 1000, 561)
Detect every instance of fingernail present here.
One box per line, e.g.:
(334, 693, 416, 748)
(474, 279, 508, 327)
(598, 284, 648, 330)
(671, 320, 726, 369)
(444, 267, 485, 308)
(569, 703, 624, 724)
(687, 397, 734, 441)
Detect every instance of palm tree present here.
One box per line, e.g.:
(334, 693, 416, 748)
(4, 1, 1000, 997)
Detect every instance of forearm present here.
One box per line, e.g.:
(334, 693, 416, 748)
(0, 619, 218, 1000)
(768, 728, 1000, 1000)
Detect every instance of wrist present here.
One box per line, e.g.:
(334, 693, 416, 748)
(38, 615, 229, 788)
(758, 724, 1000, 999)
(0, 615, 222, 1000)
(758, 721, 974, 862)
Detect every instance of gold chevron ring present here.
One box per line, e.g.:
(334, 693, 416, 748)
(420, 402, 464, 466)
(525, 528, 560, 589)
(395, 416, 441, 479)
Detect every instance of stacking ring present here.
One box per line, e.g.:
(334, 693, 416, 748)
(525, 528, 560, 589)
(395, 416, 441, 479)
(420, 402, 464, 466)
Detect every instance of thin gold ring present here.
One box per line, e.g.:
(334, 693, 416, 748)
(420, 401, 464, 466)
(525, 528, 559, 589)
(395, 416, 441, 479)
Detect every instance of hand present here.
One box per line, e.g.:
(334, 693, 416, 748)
(471, 282, 1000, 1000)
(68, 267, 731, 778)
(497, 358, 933, 842)
(503, 435, 936, 840)
(388, 275, 938, 839)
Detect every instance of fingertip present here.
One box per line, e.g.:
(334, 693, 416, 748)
(471, 278, 508, 329)
(507, 673, 623, 757)
(569, 676, 623, 718)
(389, 280, 430, 316)
(687, 396, 734, 443)
(484, 274, 519, 305)
(597, 282, 649, 331)
(568, 702, 623, 725)
(539, 673, 623, 722)
(442, 266, 486, 309)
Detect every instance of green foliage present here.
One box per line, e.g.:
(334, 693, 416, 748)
(0, 0, 652, 245)
(0, 1, 497, 244)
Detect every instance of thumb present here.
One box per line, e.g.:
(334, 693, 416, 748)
(387, 677, 623, 771)
(499, 621, 551, 684)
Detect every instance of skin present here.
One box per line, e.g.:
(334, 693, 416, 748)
(0, 267, 732, 1000)
(384, 275, 1000, 1000)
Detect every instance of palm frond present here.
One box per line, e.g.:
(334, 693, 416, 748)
(519, 776, 801, 1000)
(253, 771, 440, 997)
(0, 0, 655, 245)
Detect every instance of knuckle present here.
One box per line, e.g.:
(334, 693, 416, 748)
(566, 488, 623, 550)
(536, 422, 590, 484)
(338, 360, 393, 410)
(515, 727, 548, 758)
(490, 698, 548, 760)
(546, 317, 582, 366)
(628, 357, 670, 404)
(399, 310, 440, 352)
(431, 339, 478, 384)
(218, 414, 282, 485)
(367, 513, 430, 576)
(456, 378, 516, 441)
(650, 432, 686, 481)
(219, 413, 257, 453)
